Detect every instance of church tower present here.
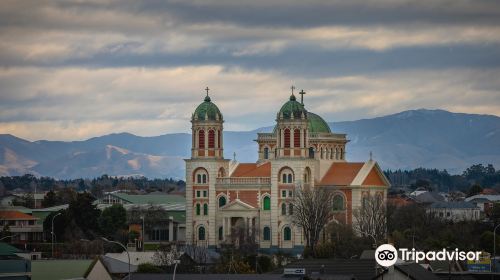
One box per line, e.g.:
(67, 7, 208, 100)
(275, 89, 309, 159)
(186, 88, 230, 248)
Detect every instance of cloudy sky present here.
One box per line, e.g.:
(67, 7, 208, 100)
(1, 0, 500, 141)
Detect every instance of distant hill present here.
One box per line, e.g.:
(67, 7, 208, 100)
(0, 109, 498, 179)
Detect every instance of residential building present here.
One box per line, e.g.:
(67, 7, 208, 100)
(0, 211, 43, 243)
(427, 201, 480, 222)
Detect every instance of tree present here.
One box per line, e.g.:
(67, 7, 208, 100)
(42, 190, 58, 207)
(99, 204, 127, 238)
(291, 187, 333, 256)
(68, 192, 101, 238)
(353, 194, 386, 244)
(468, 184, 483, 197)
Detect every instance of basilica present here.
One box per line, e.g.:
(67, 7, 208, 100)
(185, 89, 390, 253)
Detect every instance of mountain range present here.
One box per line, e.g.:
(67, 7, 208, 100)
(0, 109, 499, 179)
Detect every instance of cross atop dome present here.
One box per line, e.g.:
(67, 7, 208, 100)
(299, 89, 306, 104)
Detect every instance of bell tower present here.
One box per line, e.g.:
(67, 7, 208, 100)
(191, 87, 224, 159)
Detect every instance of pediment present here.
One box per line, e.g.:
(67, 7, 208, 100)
(221, 199, 256, 211)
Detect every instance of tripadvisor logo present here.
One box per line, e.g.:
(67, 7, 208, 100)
(375, 244, 481, 267)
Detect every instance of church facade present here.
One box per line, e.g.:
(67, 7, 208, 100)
(185, 90, 390, 252)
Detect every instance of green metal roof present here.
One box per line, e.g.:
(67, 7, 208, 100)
(307, 112, 331, 133)
(32, 260, 93, 280)
(278, 94, 307, 119)
(0, 242, 22, 256)
(112, 193, 185, 205)
(168, 211, 186, 223)
(193, 95, 222, 121)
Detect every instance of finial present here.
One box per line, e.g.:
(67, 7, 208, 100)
(299, 90, 306, 105)
(369, 151, 373, 161)
(291, 85, 295, 95)
(233, 152, 236, 161)
(204, 86, 211, 102)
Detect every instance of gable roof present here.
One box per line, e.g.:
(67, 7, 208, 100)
(394, 263, 441, 280)
(0, 210, 37, 220)
(0, 242, 22, 256)
(221, 199, 256, 210)
(429, 201, 479, 209)
(231, 162, 271, 177)
(277, 258, 377, 280)
(319, 162, 364, 186)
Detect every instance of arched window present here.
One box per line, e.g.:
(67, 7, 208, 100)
(217, 130, 221, 148)
(264, 147, 269, 159)
(263, 196, 271, 210)
(309, 147, 315, 159)
(199, 130, 205, 149)
(208, 130, 215, 148)
(289, 203, 293, 215)
(263, 226, 271, 241)
(219, 196, 227, 208)
(198, 226, 205, 241)
(280, 168, 294, 184)
(294, 129, 300, 147)
(194, 169, 208, 184)
(284, 128, 291, 148)
(196, 203, 201, 215)
(218, 167, 226, 177)
(332, 194, 345, 211)
(281, 203, 287, 215)
(304, 167, 311, 183)
(218, 226, 223, 241)
(203, 203, 208, 215)
(283, 226, 291, 241)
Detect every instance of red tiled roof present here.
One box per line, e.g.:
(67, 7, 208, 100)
(0, 211, 38, 220)
(231, 162, 271, 177)
(362, 167, 387, 186)
(319, 162, 364, 186)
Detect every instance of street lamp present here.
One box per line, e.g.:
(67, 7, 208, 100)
(101, 237, 131, 280)
(493, 224, 500, 273)
(140, 215, 145, 251)
(51, 212, 62, 258)
(172, 259, 180, 280)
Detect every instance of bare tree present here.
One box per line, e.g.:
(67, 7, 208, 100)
(353, 193, 386, 244)
(153, 243, 180, 266)
(291, 187, 333, 255)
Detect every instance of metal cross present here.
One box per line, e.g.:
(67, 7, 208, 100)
(299, 89, 306, 104)
(205, 87, 210, 96)
(291, 85, 295, 95)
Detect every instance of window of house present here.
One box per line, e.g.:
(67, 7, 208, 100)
(196, 190, 201, 197)
(281, 203, 287, 215)
(282, 190, 287, 198)
(332, 195, 345, 211)
(289, 204, 293, 215)
(309, 147, 315, 158)
(199, 130, 205, 149)
(196, 204, 201, 215)
(288, 190, 293, 197)
(203, 203, 208, 215)
(294, 129, 300, 148)
(208, 130, 215, 148)
(284, 128, 290, 148)
(283, 227, 291, 241)
(263, 196, 271, 210)
(218, 226, 223, 241)
(203, 190, 207, 197)
(263, 227, 271, 241)
(202, 174, 207, 184)
(264, 147, 269, 159)
(219, 196, 227, 207)
(198, 226, 205, 240)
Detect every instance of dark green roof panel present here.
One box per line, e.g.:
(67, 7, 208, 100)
(308, 112, 331, 133)
(194, 95, 222, 121)
(278, 95, 307, 119)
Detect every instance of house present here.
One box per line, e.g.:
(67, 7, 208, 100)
(414, 192, 445, 204)
(97, 193, 186, 246)
(0, 211, 43, 243)
(465, 194, 500, 214)
(31, 259, 93, 280)
(0, 242, 31, 280)
(375, 263, 441, 280)
(427, 201, 480, 222)
(275, 258, 377, 280)
(85, 255, 138, 280)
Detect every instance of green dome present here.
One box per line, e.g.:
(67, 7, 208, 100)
(308, 112, 331, 133)
(193, 95, 222, 121)
(278, 95, 307, 119)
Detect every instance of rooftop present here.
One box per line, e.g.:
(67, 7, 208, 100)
(0, 210, 38, 220)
